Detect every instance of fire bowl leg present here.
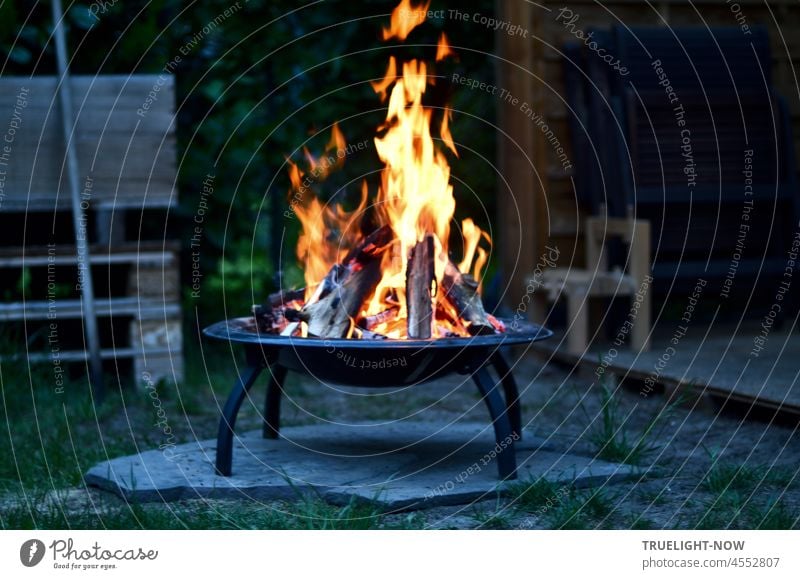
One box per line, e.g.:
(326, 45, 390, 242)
(215, 364, 264, 476)
(263, 365, 288, 439)
(491, 353, 522, 440)
(473, 366, 518, 480)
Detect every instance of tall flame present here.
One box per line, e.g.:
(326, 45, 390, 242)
(288, 2, 491, 338)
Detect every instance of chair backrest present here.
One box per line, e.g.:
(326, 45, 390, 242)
(568, 26, 798, 293)
(612, 26, 772, 97)
(585, 217, 650, 287)
(0, 75, 176, 212)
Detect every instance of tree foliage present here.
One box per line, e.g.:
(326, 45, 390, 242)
(0, 0, 497, 321)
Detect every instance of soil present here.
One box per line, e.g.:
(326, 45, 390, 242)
(31, 349, 800, 529)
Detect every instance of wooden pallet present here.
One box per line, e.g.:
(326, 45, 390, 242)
(0, 75, 182, 385)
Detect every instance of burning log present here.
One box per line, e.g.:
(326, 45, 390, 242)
(353, 327, 389, 340)
(268, 288, 305, 308)
(283, 308, 302, 322)
(251, 304, 277, 332)
(300, 225, 393, 338)
(361, 306, 400, 331)
(441, 260, 495, 336)
(281, 321, 301, 336)
(252, 288, 305, 332)
(406, 234, 435, 339)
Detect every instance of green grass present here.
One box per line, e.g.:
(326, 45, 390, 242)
(1, 494, 388, 530)
(703, 461, 796, 495)
(622, 513, 656, 529)
(580, 378, 682, 466)
(470, 498, 514, 529)
(506, 477, 564, 513)
(544, 488, 614, 529)
(506, 477, 617, 529)
(0, 330, 257, 529)
(691, 457, 800, 530)
(636, 488, 668, 506)
(0, 331, 426, 530)
(693, 492, 799, 530)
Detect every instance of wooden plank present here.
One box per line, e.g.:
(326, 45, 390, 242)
(0, 240, 179, 257)
(1, 347, 175, 363)
(0, 75, 175, 130)
(532, 325, 800, 416)
(0, 297, 181, 321)
(406, 235, 434, 339)
(128, 262, 180, 299)
(546, 0, 797, 5)
(0, 75, 176, 208)
(0, 250, 176, 268)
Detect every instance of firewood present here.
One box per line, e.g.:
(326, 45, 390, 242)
(251, 304, 276, 332)
(268, 287, 305, 309)
(353, 327, 389, 340)
(283, 308, 302, 322)
(300, 225, 393, 338)
(434, 300, 468, 335)
(441, 260, 495, 336)
(360, 307, 400, 331)
(406, 234, 435, 339)
(304, 264, 346, 306)
(281, 321, 301, 336)
(435, 324, 461, 338)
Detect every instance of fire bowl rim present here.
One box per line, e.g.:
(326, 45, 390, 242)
(203, 316, 552, 350)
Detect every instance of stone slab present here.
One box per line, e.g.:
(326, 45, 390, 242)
(85, 423, 638, 511)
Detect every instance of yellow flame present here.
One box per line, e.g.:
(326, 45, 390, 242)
(288, 1, 493, 338)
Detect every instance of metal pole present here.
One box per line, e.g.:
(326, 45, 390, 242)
(51, 0, 105, 400)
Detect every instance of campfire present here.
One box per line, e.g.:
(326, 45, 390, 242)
(206, 0, 551, 480)
(255, 0, 504, 341)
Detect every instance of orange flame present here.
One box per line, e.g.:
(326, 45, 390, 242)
(290, 124, 368, 301)
(361, 30, 491, 338)
(382, 0, 430, 41)
(458, 217, 491, 288)
(287, 3, 492, 338)
(371, 56, 397, 102)
(436, 32, 454, 61)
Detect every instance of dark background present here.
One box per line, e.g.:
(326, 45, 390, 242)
(0, 0, 499, 322)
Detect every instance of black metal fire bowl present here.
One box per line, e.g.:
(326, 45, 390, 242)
(204, 317, 551, 387)
(204, 317, 552, 480)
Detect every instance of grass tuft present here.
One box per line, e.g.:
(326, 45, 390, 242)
(580, 378, 683, 466)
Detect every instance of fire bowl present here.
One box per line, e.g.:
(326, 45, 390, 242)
(203, 317, 552, 388)
(204, 316, 552, 480)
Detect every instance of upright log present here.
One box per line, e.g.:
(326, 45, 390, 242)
(406, 234, 435, 339)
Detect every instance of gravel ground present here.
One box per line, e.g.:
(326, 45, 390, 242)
(22, 349, 800, 529)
